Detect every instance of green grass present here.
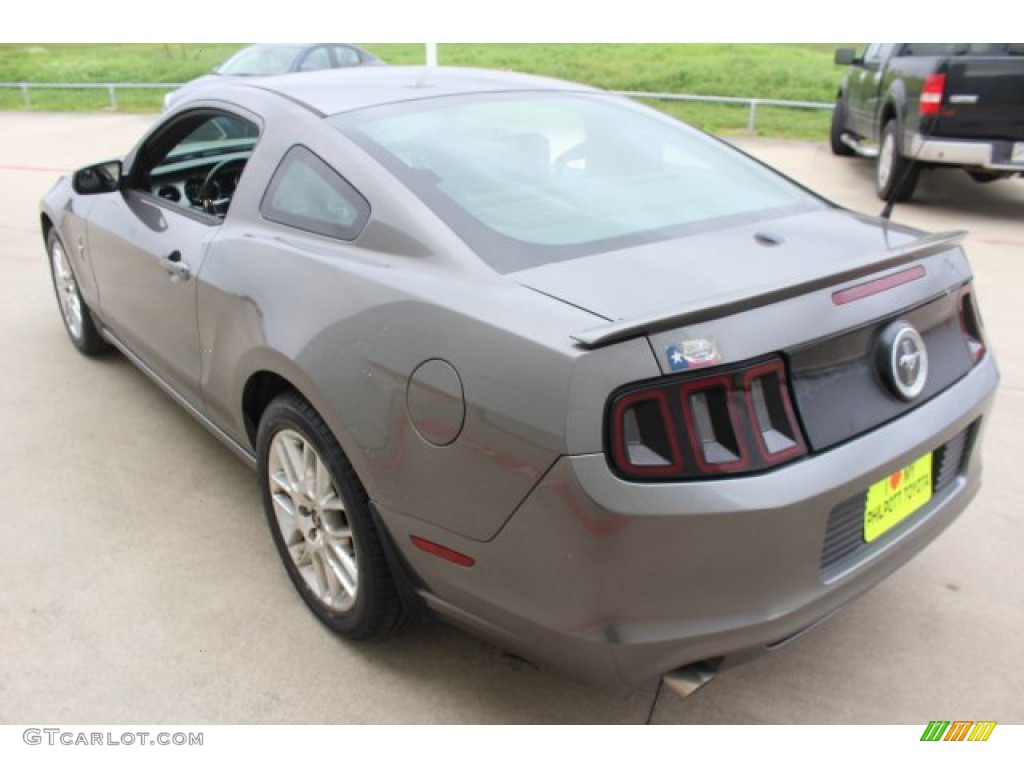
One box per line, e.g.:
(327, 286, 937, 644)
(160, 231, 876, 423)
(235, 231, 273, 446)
(0, 43, 854, 138)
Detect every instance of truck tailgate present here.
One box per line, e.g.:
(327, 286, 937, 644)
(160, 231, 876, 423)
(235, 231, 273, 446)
(935, 53, 1024, 142)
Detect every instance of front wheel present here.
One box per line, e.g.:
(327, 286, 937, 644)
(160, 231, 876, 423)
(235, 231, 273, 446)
(257, 392, 404, 639)
(829, 97, 855, 156)
(876, 120, 920, 202)
(46, 229, 107, 356)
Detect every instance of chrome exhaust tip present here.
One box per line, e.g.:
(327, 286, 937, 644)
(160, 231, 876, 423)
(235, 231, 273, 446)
(662, 661, 718, 699)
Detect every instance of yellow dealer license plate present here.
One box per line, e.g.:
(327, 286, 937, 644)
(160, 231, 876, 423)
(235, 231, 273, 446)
(864, 454, 933, 542)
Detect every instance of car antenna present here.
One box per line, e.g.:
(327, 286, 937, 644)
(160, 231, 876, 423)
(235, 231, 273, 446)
(880, 80, 945, 221)
(880, 181, 902, 221)
(880, 134, 927, 221)
(415, 43, 439, 89)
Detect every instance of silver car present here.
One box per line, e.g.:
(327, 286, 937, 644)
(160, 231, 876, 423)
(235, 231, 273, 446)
(41, 66, 997, 694)
(162, 43, 382, 111)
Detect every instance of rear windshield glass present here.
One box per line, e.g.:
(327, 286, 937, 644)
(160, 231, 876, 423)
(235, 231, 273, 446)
(333, 92, 823, 273)
(901, 43, 1022, 57)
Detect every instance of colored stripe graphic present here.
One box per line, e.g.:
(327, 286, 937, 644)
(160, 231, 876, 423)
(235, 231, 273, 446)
(920, 720, 997, 742)
(968, 722, 997, 742)
(945, 721, 973, 741)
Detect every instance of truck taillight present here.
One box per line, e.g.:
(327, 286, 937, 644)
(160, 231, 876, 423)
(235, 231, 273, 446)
(608, 357, 807, 481)
(920, 74, 946, 116)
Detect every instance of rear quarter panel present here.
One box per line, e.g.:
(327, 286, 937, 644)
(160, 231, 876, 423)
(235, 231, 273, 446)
(197, 225, 616, 542)
(878, 53, 940, 138)
(194, 101, 629, 542)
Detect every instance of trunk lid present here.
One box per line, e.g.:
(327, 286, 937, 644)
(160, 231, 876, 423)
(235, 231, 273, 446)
(515, 208, 923, 329)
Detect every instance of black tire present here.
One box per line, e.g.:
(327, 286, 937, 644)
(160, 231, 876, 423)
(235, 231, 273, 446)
(967, 170, 1005, 184)
(46, 228, 108, 356)
(829, 97, 855, 156)
(876, 119, 920, 202)
(257, 391, 404, 640)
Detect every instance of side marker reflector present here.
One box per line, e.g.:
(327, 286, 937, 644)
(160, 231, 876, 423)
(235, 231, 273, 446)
(410, 535, 475, 567)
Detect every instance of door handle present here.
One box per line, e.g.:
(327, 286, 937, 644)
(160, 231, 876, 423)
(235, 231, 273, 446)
(161, 250, 191, 280)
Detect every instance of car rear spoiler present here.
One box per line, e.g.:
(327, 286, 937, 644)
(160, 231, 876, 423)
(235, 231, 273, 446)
(571, 230, 966, 349)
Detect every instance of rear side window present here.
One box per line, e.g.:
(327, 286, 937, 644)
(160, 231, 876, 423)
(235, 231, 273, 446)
(332, 45, 362, 66)
(261, 145, 370, 241)
(299, 47, 331, 71)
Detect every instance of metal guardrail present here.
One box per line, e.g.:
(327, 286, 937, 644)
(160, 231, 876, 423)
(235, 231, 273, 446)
(0, 82, 836, 131)
(0, 82, 185, 110)
(616, 91, 835, 132)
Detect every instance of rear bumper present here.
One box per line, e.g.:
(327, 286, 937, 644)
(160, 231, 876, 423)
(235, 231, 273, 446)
(384, 355, 998, 693)
(908, 133, 1024, 172)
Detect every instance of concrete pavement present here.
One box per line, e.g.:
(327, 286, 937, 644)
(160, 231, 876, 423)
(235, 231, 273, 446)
(1, 112, 1021, 724)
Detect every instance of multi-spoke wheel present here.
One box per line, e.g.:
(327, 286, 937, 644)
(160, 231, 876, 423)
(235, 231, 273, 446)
(257, 392, 403, 638)
(875, 119, 920, 203)
(46, 229, 107, 355)
(267, 427, 360, 611)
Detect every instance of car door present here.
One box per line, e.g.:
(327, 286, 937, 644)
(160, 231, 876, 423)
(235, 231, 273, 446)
(85, 110, 260, 408)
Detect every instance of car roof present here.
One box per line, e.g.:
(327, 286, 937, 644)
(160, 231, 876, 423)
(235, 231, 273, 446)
(235, 65, 599, 117)
(237, 43, 309, 52)
(230, 42, 368, 55)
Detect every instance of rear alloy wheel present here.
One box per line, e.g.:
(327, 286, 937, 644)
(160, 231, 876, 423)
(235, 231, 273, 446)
(258, 392, 403, 639)
(876, 120, 920, 202)
(46, 229, 107, 356)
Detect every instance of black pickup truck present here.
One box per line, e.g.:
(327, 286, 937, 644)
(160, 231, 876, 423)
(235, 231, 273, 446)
(830, 43, 1024, 201)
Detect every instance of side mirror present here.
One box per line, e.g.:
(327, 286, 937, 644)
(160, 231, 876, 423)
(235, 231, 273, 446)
(72, 160, 122, 195)
(834, 48, 857, 66)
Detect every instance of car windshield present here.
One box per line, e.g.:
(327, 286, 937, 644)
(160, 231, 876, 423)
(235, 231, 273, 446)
(335, 92, 824, 272)
(217, 45, 305, 76)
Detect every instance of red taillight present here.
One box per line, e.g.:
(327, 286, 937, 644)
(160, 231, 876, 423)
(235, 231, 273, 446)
(680, 374, 750, 473)
(742, 360, 806, 462)
(958, 285, 987, 364)
(611, 389, 685, 477)
(920, 74, 946, 116)
(608, 357, 806, 481)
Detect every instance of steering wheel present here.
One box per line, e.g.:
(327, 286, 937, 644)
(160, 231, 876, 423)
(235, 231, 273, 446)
(199, 156, 248, 217)
(552, 141, 591, 179)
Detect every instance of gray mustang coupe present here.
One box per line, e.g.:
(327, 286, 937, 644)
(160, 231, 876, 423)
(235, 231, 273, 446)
(41, 66, 997, 694)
